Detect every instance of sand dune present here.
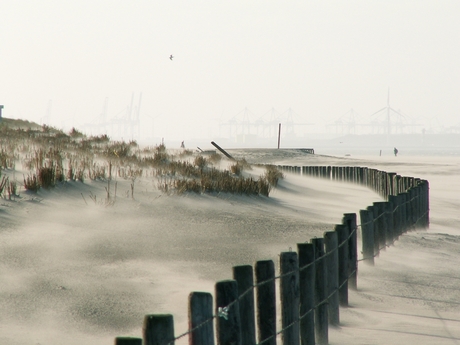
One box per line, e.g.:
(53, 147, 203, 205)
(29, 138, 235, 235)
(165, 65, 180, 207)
(1, 150, 459, 344)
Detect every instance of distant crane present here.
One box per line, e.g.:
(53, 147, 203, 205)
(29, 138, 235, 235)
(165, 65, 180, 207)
(328, 108, 360, 134)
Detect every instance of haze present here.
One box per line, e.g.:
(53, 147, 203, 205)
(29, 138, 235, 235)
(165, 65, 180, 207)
(1, 1, 460, 144)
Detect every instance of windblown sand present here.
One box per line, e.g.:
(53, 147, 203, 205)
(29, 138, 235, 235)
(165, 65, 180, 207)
(1, 150, 459, 344)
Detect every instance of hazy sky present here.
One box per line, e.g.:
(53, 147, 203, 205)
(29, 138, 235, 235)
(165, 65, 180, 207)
(1, 1, 459, 141)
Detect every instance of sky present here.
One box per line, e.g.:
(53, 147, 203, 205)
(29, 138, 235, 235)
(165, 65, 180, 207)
(1, 1, 460, 142)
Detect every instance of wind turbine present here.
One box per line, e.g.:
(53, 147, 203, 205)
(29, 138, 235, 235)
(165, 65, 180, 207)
(370, 88, 404, 135)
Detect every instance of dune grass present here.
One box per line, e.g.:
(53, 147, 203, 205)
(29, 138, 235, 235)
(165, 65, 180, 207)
(0, 118, 283, 198)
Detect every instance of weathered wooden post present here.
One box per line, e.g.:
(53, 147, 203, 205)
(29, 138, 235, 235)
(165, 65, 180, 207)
(409, 187, 416, 227)
(215, 280, 242, 345)
(377, 169, 382, 193)
(388, 195, 400, 242)
(255, 260, 276, 345)
(369, 168, 378, 192)
(395, 174, 401, 194)
(352, 166, 358, 183)
(400, 192, 409, 232)
(415, 185, 422, 227)
(365, 167, 370, 187)
(387, 172, 396, 196)
(397, 193, 405, 237)
(297, 243, 315, 345)
(373, 202, 387, 252)
(324, 231, 339, 325)
(143, 314, 175, 345)
(343, 213, 358, 290)
(318, 166, 323, 178)
(233, 265, 256, 345)
(378, 170, 384, 196)
(311, 238, 328, 345)
(415, 182, 423, 227)
(280, 252, 300, 345)
(423, 180, 430, 228)
(367, 168, 373, 189)
(367, 205, 379, 257)
(417, 181, 423, 226)
(189, 292, 214, 345)
(115, 337, 142, 345)
(384, 201, 394, 246)
(335, 224, 349, 306)
(360, 209, 375, 265)
(331, 166, 337, 180)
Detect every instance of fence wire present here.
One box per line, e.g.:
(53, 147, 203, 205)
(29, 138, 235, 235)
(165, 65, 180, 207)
(156, 166, 429, 345)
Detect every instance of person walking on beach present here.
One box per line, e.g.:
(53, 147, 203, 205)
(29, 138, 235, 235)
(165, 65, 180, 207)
(394, 147, 398, 156)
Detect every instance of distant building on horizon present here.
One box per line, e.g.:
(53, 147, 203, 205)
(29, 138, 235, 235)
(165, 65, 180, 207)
(0, 105, 3, 121)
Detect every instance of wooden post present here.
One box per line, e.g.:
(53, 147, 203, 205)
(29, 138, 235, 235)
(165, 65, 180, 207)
(400, 192, 409, 232)
(415, 183, 423, 227)
(367, 205, 379, 257)
(324, 231, 339, 326)
(360, 209, 375, 265)
(342, 213, 358, 290)
(388, 195, 399, 242)
(278, 123, 281, 149)
(373, 202, 387, 253)
(335, 224, 349, 306)
(297, 243, 316, 345)
(394, 174, 401, 194)
(189, 292, 215, 345)
(397, 194, 404, 237)
(314, 166, 319, 177)
(215, 280, 242, 345)
(359, 167, 365, 185)
(424, 180, 430, 227)
(115, 337, 142, 345)
(280, 252, 300, 345)
(337, 167, 343, 181)
(143, 314, 175, 345)
(363, 167, 369, 187)
(387, 172, 396, 196)
(409, 188, 416, 228)
(344, 167, 349, 182)
(211, 141, 235, 160)
(233, 265, 256, 345)
(311, 238, 328, 345)
(255, 260, 276, 345)
(384, 201, 394, 246)
(414, 183, 420, 225)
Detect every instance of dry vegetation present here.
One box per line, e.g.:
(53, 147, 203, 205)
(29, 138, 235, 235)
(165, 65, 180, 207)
(0, 118, 283, 200)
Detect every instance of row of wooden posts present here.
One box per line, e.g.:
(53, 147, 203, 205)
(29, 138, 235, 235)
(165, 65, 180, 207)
(115, 165, 430, 345)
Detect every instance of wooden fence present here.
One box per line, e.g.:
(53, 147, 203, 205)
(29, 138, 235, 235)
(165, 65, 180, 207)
(114, 165, 430, 345)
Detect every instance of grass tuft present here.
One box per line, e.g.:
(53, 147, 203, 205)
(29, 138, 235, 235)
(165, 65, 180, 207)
(264, 165, 284, 186)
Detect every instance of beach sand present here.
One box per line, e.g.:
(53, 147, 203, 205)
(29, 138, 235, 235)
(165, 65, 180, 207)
(1, 149, 459, 344)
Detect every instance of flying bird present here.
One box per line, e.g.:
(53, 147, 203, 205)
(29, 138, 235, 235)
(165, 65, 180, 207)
(170, 54, 173, 60)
